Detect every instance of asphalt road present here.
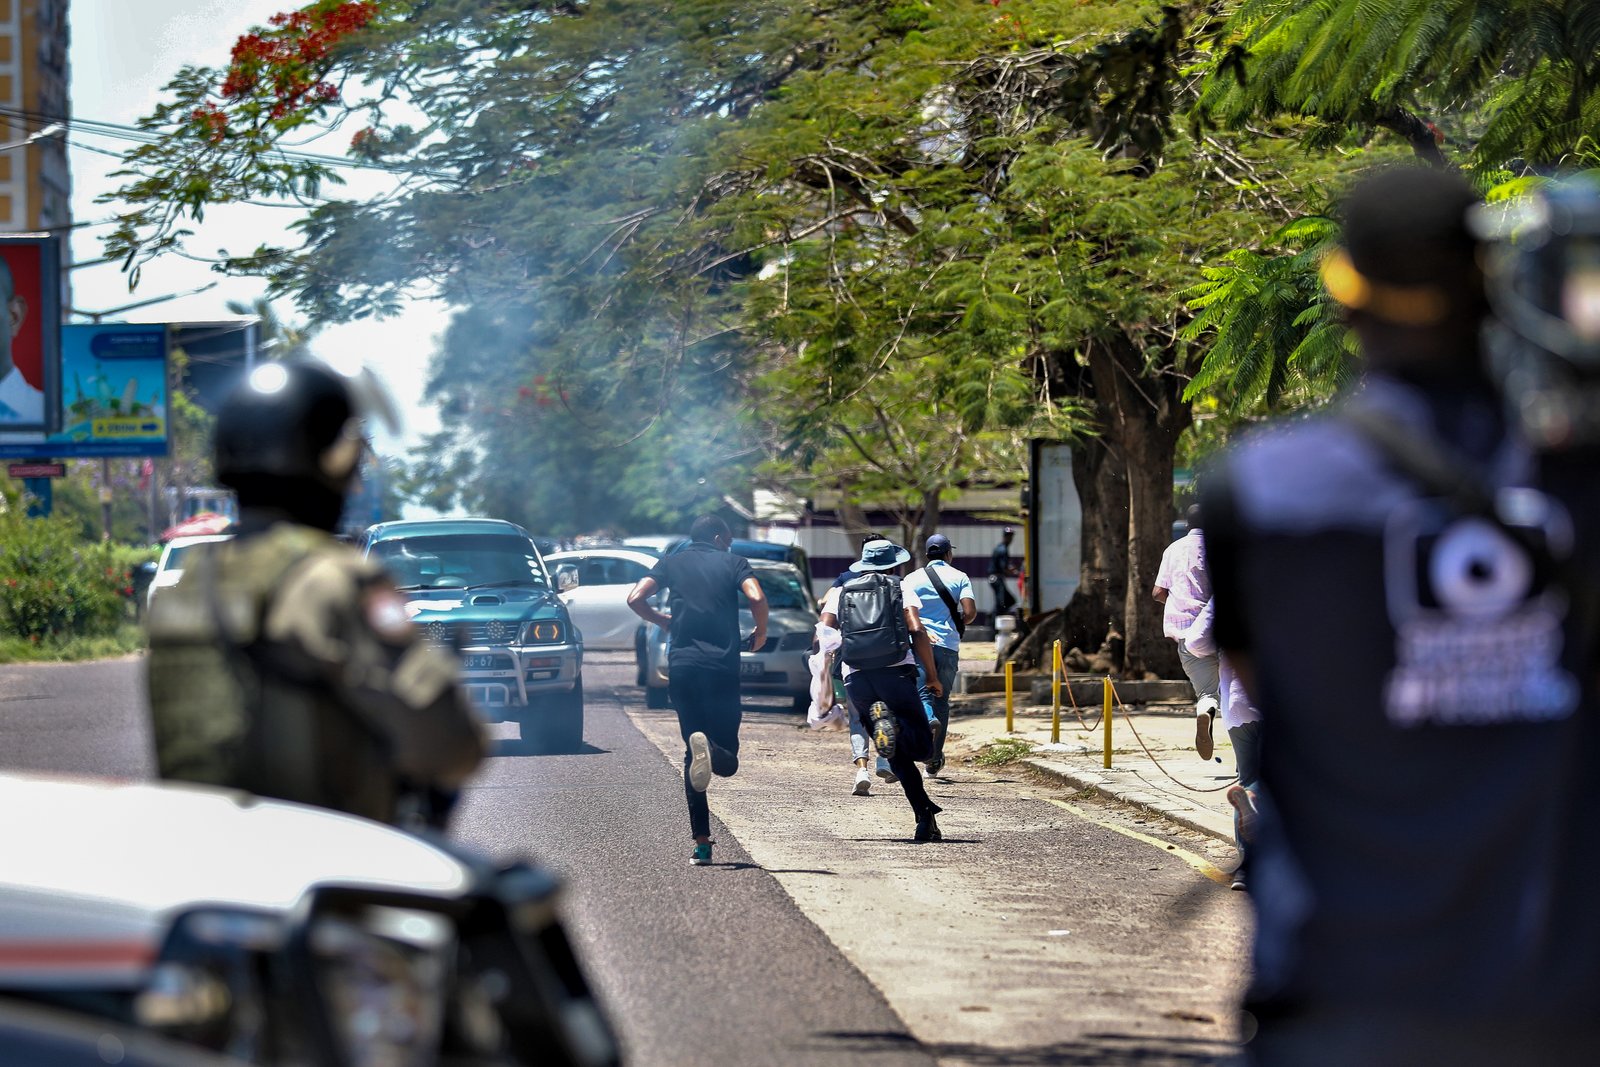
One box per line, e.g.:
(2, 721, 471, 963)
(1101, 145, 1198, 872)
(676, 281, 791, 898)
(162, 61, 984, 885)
(0, 651, 1250, 1066)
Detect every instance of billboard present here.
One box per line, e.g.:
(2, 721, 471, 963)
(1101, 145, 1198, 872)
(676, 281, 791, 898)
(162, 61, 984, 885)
(0, 323, 169, 459)
(0, 238, 60, 432)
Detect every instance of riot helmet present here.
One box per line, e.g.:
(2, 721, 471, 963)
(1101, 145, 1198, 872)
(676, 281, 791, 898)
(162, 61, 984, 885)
(215, 358, 398, 529)
(1472, 176, 1600, 451)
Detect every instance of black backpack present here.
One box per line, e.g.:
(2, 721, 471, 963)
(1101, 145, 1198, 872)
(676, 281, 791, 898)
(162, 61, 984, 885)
(838, 572, 911, 669)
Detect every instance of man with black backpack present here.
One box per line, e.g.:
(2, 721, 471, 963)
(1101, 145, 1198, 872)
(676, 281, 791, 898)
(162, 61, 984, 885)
(904, 534, 976, 776)
(820, 538, 947, 842)
(1202, 167, 1600, 1063)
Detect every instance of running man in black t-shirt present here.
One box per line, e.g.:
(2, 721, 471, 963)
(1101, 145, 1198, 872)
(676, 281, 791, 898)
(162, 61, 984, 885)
(627, 514, 768, 866)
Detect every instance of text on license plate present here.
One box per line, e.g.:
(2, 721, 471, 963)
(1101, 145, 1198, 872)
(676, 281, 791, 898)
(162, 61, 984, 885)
(739, 661, 764, 678)
(465, 654, 508, 670)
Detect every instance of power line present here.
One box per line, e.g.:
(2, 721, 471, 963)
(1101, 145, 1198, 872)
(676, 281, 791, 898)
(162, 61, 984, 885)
(0, 103, 454, 179)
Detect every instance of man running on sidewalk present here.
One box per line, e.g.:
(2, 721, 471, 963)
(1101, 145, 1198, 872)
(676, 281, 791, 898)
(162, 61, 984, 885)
(821, 538, 947, 842)
(627, 514, 769, 866)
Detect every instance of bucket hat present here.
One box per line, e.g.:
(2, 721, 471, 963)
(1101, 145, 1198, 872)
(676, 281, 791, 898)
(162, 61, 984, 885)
(850, 538, 912, 572)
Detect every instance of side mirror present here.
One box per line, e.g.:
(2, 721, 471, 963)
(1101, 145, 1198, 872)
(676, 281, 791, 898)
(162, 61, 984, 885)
(556, 564, 579, 593)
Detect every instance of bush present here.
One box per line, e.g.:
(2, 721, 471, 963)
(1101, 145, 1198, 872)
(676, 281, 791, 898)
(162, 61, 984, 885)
(0, 511, 136, 640)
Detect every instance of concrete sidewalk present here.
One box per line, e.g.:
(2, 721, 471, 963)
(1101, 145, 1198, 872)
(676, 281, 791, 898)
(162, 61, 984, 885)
(945, 699, 1240, 844)
(946, 643, 1241, 845)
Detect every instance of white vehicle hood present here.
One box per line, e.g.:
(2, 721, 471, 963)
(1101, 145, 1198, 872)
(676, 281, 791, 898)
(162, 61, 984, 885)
(0, 774, 472, 988)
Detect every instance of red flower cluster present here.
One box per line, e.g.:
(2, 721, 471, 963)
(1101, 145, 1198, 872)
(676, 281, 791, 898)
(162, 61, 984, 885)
(219, 1, 380, 122)
(191, 103, 229, 144)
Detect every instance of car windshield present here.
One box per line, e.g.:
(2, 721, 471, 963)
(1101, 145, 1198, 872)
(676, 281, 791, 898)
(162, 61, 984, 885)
(372, 534, 548, 590)
(162, 543, 201, 571)
(755, 568, 812, 612)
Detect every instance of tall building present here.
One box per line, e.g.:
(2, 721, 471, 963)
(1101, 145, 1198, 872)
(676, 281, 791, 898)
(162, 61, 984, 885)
(0, 0, 69, 238)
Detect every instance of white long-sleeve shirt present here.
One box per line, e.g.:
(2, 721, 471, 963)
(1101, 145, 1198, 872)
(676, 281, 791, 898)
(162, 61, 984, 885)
(1184, 599, 1260, 729)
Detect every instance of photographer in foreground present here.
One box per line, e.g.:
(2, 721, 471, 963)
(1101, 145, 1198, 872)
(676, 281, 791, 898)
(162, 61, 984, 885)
(1203, 167, 1600, 1065)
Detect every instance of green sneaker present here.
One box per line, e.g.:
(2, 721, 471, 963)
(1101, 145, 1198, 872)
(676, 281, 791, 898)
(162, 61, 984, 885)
(690, 841, 713, 866)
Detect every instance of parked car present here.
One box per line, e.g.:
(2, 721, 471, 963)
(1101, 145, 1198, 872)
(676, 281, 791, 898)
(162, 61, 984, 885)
(146, 534, 234, 611)
(542, 548, 659, 651)
(620, 534, 687, 557)
(729, 539, 812, 594)
(359, 519, 584, 750)
(0, 772, 620, 1067)
(638, 559, 818, 711)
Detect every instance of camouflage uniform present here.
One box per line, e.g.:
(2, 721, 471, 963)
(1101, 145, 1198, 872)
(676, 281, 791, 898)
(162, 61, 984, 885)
(146, 523, 484, 826)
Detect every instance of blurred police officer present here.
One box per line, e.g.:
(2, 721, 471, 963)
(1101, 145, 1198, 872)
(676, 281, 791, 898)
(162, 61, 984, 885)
(1203, 167, 1600, 1065)
(146, 360, 484, 828)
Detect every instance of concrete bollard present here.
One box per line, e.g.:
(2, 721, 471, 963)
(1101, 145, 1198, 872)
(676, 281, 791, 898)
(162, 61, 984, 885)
(995, 613, 1016, 657)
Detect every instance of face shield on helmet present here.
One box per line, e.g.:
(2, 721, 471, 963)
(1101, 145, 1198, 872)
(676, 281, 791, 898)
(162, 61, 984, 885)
(1471, 177, 1600, 451)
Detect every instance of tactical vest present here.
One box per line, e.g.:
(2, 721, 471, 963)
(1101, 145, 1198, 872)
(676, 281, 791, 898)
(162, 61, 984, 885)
(145, 525, 396, 822)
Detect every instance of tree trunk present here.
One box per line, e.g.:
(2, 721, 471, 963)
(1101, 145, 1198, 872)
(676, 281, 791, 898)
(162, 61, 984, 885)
(1085, 334, 1190, 679)
(913, 487, 940, 563)
(837, 494, 872, 545)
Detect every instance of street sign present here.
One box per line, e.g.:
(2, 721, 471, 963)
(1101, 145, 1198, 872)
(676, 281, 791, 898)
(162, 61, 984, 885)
(7, 461, 64, 478)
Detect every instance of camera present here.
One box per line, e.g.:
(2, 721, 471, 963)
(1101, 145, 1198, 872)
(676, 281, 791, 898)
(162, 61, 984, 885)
(1472, 175, 1600, 452)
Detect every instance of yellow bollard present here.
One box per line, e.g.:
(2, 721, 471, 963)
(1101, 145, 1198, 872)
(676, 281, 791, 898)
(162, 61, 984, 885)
(1051, 640, 1062, 744)
(1102, 676, 1113, 769)
(1004, 661, 1015, 733)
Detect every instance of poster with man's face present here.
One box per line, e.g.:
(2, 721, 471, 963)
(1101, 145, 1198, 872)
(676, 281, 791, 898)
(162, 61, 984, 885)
(0, 239, 58, 432)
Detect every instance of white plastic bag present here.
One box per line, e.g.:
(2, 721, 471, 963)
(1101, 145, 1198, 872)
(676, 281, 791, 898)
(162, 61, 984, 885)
(806, 623, 844, 728)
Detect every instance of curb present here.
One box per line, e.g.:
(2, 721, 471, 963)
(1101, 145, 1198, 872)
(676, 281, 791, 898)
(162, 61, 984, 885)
(1016, 755, 1236, 845)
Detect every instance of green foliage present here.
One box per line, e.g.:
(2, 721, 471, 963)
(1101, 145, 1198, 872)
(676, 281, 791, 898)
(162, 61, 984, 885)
(0, 624, 145, 664)
(0, 511, 137, 640)
(1195, 0, 1600, 170)
(1181, 214, 1354, 411)
(975, 737, 1035, 767)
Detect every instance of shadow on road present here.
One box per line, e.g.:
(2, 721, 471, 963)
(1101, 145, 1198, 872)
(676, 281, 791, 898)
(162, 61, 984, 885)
(489, 734, 610, 758)
(812, 1029, 1242, 1066)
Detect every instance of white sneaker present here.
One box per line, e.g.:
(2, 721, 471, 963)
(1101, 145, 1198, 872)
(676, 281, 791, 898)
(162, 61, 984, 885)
(852, 768, 872, 796)
(875, 756, 898, 784)
(687, 732, 712, 793)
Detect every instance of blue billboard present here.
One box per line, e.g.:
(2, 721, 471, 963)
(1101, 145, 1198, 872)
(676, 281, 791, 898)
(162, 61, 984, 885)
(0, 324, 169, 459)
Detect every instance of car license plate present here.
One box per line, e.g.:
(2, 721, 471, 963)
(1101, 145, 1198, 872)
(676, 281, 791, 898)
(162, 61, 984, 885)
(465, 654, 506, 670)
(739, 660, 764, 679)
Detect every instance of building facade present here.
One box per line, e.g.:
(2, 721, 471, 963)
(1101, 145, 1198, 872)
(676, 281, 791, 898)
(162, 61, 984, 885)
(0, 0, 69, 239)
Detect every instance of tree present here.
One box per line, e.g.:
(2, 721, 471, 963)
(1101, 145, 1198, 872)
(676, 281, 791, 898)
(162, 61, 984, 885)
(1182, 0, 1600, 424)
(1195, 0, 1600, 171)
(107, 0, 1343, 676)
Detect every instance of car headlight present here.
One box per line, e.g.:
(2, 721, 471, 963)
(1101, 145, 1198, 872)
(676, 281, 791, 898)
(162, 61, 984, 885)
(308, 906, 453, 1067)
(520, 620, 566, 644)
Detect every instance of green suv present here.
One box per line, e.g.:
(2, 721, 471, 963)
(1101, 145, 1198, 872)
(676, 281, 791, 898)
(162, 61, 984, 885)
(359, 519, 584, 750)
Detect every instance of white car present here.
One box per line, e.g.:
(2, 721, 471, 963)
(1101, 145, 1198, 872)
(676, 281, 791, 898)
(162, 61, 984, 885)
(544, 548, 659, 651)
(147, 534, 233, 610)
(0, 773, 618, 1067)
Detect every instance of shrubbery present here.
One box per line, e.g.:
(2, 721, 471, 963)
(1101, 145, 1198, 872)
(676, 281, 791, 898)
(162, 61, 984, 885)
(0, 510, 144, 640)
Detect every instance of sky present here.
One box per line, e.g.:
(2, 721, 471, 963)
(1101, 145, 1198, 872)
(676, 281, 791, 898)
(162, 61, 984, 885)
(66, 0, 449, 458)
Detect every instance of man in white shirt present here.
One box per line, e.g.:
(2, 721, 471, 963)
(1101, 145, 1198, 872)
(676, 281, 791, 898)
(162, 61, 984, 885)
(0, 254, 40, 425)
(903, 533, 976, 776)
(1153, 505, 1220, 758)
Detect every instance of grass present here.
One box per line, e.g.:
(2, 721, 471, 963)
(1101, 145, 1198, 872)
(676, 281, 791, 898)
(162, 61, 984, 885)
(0, 623, 146, 664)
(974, 736, 1036, 767)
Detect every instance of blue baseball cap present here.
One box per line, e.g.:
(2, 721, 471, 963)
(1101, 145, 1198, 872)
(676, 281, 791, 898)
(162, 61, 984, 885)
(925, 534, 953, 556)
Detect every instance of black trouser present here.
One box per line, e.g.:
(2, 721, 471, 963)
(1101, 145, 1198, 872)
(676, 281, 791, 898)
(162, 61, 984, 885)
(989, 575, 1016, 617)
(669, 663, 742, 839)
(844, 664, 937, 821)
